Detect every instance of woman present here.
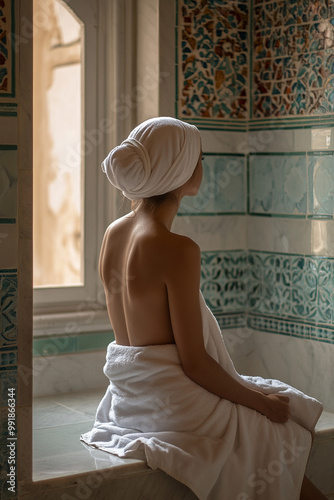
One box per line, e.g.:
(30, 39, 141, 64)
(81, 117, 325, 500)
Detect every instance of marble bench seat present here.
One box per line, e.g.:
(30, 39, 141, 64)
(31, 389, 333, 499)
(31, 388, 197, 499)
(306, 410, 334, 499)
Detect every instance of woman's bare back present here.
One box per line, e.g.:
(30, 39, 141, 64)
(99, 211, 186, 346)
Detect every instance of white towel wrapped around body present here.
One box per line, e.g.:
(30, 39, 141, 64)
(81, 293, 322, 500)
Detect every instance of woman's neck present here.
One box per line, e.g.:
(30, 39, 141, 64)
(134, 195, 181, 231)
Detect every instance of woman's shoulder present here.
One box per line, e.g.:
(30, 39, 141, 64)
(102, 213, 137, 246)
(105, 212, 134, 232)
(169, 231, 200, 252)
(102, 213, 200, 260)
(162, 232, 201, 274)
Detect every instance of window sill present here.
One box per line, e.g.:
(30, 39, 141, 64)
(33, 307, 111, 338)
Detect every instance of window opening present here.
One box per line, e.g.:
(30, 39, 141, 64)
(33, 0, 84, 287)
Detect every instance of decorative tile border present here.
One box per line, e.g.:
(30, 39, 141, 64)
(215, 312, 246, 329)
(183, 118, 248, 132)
(248, 116, 334, 131)
(248, 151, 334, 219)
(247, 313, 334, 343)
(179, 153, 246, 216)
(0, 0, 15, 98)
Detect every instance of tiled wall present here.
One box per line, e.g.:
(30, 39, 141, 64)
(251, 0, 334, 122)
(201, 250, 247, 329)
(0, 0, 15, 99)
(177, 0, 334, 129)
(0, 2, 19, 492)
(249, 151, 334, 218)
(180, 153, 246, 215)
(248, 250, 334, 343)
(1, 0, 33, 496)
(196, 248, 334, 344)
(176, 0, 248, 129)
(176, 0, 334, 350)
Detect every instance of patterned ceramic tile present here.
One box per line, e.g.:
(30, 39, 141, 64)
(0, 0, 15, 98)
(180, 154, 246, 215)
(199, 249, 334, 343)
(0, 270, 17, 348)
(0, 149, 17, 220)
(248, 251, 334, 327)
(253, 1, 331, 31)
(308, 153, 334, 217)
(177, 0, 334, 126)
(200, 250, 248, 314)
(177, 0, 248, 122)
(252, 0, 334, 119)
(249, 153, 307, 215)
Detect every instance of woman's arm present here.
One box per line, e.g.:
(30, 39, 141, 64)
(165, 237, 290, 424)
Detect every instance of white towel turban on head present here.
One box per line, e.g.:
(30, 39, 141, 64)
(101, 117, 202, 200)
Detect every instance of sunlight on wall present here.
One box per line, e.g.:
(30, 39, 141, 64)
(311, 128, 332, 150)
(311, 220, 328, 254)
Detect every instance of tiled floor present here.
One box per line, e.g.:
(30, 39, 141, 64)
(33, 389, 334, 482)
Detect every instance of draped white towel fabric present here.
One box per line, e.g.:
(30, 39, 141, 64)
(80, 293, 323, 500)
(101, 117, 202, 200)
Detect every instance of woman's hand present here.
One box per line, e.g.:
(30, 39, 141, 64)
(260, 394, 291, 423)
